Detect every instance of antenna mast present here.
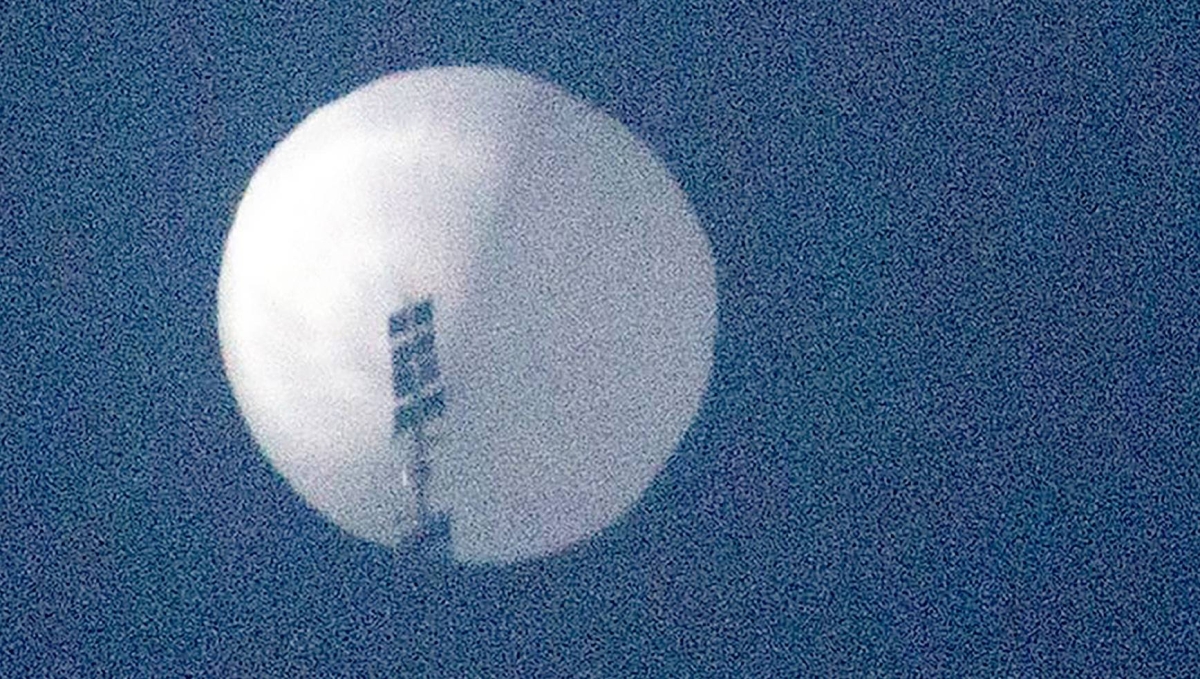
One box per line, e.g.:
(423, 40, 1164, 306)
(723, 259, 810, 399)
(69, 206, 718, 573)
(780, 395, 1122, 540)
(388, 298, 451, 561)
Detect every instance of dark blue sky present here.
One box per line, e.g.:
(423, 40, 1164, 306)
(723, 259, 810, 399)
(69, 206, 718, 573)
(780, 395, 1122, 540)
(3, 1, 1198, 675)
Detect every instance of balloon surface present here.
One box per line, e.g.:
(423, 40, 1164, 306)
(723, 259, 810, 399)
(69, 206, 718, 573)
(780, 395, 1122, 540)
(217, 66, 716, 563)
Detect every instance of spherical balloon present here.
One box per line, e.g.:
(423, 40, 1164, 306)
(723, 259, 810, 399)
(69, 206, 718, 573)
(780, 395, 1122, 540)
(217, 66, 716, 563)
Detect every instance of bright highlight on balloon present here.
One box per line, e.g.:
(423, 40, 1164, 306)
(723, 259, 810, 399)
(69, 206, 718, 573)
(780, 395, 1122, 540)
(217, 66, 716, 564)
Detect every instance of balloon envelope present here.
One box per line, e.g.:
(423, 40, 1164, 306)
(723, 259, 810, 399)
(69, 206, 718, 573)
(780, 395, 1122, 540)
(217, 66, 716, 563)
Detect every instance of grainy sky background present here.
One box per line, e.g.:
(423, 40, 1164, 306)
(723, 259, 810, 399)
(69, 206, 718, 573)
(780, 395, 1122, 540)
(3, 1, 1198, 675)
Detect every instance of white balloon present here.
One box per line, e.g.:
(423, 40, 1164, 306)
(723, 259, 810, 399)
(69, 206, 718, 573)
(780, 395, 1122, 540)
(218, 66, 715, 563)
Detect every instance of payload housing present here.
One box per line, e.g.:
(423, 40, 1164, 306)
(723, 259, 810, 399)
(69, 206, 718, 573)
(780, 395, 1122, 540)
(389, 298, 452, 560)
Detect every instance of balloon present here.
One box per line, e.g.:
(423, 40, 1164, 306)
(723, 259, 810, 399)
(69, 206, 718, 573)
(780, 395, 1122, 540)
(217, 66, 715, 563)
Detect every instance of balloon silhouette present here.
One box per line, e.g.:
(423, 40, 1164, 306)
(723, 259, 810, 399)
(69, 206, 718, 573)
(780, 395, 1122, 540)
(218, 66, 716, 563)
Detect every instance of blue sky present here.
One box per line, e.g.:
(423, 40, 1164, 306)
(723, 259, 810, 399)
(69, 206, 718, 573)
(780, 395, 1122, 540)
(3, 1, 1198, 675)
